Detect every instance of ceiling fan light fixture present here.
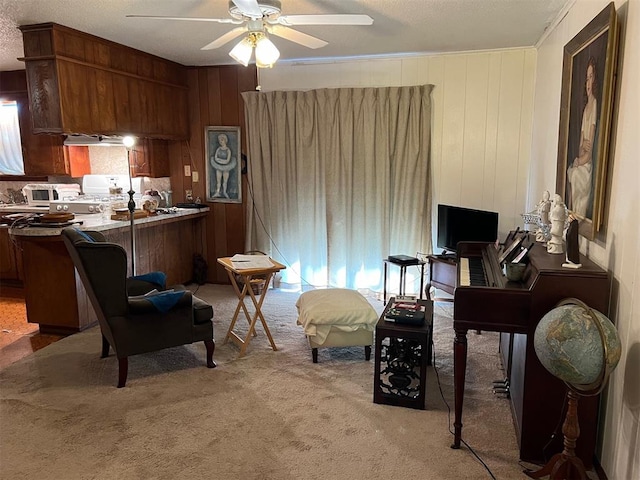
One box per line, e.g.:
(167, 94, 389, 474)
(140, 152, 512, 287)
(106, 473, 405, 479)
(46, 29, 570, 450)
(228, 0, 282, 20)
(129, 1, 373, 66)
(229, 36, 254, 66)
(254, 35, 280, 68)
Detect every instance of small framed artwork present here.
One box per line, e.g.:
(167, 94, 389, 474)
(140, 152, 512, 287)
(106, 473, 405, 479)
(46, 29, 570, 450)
(555, 3, 619, 239)
(205, 126, 242, 203)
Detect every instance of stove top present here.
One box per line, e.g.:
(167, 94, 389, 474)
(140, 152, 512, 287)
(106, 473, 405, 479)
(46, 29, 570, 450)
(49, 197, 107, 214)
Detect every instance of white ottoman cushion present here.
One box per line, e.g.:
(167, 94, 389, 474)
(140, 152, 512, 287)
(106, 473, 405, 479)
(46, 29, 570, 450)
(295, 288, 378, 345)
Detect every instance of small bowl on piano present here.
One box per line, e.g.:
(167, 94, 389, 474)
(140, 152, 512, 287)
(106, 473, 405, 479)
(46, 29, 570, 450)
(506, 262, 526, 282)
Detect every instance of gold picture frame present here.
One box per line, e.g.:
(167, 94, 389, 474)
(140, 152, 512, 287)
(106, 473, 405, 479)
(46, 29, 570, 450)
(555, 2, 619, 240)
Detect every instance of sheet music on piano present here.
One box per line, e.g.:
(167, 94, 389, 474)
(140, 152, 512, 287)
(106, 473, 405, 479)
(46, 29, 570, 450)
(498, 233, 525, 264)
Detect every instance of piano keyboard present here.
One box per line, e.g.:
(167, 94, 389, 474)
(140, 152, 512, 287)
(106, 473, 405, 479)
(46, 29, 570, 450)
(459, 257, 488, 286)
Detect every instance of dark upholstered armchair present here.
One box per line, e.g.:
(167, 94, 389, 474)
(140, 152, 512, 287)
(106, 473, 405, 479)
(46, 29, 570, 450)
(61, 227, 216, 387)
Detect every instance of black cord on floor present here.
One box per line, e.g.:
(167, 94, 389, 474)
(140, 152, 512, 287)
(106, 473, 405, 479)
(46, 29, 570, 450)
(430, 315, 498, 480)
(245, 173, 322, 289)
(183, 281, 204, 295)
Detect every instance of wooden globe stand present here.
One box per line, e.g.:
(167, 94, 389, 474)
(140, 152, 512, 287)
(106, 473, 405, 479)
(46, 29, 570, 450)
(524, 389, 587, 480)
(527, 298, 620, 480)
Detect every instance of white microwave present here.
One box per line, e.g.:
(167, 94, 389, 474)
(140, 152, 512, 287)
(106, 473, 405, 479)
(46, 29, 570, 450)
(22, 183, 81, 206)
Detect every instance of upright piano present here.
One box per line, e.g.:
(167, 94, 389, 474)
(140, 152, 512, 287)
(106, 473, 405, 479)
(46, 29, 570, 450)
(452, 232, 610, 468)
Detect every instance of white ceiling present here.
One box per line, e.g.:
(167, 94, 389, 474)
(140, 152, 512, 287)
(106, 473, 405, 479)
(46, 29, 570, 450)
(0, 0, 571, 72)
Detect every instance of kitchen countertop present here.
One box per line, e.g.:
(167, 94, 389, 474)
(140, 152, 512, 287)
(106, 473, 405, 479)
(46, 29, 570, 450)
(9, 207, 209, 237)
(0, 204, 50, 213)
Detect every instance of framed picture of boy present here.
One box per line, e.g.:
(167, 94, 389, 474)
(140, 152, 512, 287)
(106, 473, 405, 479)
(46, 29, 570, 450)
(205, 126, 242, 203)
(555, 3, 619, 240)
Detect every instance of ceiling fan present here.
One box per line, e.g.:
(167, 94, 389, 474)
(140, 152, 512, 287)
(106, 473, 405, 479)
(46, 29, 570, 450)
(127, 0, 374, 67)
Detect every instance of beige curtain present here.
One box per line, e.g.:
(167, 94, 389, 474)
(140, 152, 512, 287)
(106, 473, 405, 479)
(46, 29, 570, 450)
(242, 85, 433, 290)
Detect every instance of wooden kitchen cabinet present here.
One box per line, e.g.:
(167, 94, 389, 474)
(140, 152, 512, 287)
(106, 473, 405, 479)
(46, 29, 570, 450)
(64, 146, 91, 177)
(8, 89, 68, 176)
(19, 235, 94, 334)
(0, 227, 22, 284)
(13, 211, 206, 334)
(19, 23, 189, 140)
(130, 139, 170, 178)
(19, 96, 92, 177)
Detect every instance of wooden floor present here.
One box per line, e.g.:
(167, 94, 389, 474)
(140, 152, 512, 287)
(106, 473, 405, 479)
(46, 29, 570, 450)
(0, 286, 63, 370)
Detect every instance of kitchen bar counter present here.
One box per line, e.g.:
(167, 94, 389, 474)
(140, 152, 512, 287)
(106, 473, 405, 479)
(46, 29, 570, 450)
(8, 208, 209, 335)
(9, 207, 208, 237)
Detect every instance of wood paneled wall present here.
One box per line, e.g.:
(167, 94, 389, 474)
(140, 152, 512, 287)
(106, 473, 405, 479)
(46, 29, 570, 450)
(169, 65, 257, 283)
(259, 50, 537, 243)
(0, 70, 28, 93)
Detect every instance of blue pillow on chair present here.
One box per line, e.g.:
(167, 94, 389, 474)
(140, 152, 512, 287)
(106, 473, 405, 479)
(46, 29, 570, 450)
(144, 290, 186, 313)
(132, 271, 167, 289)
(74, 228, 95, 243)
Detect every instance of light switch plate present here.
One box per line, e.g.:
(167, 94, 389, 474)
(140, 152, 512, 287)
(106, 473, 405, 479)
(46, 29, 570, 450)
(192, 171, 199, 182)
(184, 165, 191, 177)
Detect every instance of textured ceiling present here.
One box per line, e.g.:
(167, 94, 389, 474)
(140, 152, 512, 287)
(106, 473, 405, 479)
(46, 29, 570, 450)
(0, 0, 571, 71)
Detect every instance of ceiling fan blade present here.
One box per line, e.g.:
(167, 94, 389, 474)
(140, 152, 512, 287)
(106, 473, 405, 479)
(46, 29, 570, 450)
(126, 15, 241, 25)
(275, 14, 374, 26)
(268, 25, 327, 49)
(201, 27, 248, 50)
(230, 0, 264, 18)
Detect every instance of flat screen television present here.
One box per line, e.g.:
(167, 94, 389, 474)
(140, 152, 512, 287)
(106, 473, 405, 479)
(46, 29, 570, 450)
(437, 204, 499, 253)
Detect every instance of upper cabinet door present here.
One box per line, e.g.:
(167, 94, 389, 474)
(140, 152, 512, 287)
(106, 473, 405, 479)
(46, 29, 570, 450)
(19, 23, 189, 140)
(130, 139, 170, 178)
(15, 93, 68, 176)
(64, 146, 91, 177)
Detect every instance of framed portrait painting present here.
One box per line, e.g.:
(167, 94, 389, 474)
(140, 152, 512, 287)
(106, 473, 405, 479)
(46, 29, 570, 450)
(555, 2, 619, 240)
(205, 126, 242, 203)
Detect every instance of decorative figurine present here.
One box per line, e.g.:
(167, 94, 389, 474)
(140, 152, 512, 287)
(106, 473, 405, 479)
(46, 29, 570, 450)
(562, 216, 582, 268)
(547, 194, 567, 254)
(535, 190, 552, 243)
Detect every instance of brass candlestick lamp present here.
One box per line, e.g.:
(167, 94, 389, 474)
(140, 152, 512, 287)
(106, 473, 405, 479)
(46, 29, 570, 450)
(123, 135, 137, 276)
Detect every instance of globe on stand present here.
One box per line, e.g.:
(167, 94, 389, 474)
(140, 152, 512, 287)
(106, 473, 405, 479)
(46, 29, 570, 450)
(526, 298, 621, 479)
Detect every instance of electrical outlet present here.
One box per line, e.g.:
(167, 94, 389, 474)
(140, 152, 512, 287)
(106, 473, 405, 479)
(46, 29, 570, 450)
(184, 165, 191, 177)
(192, 171, 199, 182)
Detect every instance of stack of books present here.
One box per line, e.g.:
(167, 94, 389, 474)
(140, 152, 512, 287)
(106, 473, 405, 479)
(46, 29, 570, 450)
(384, 296, 425, 325)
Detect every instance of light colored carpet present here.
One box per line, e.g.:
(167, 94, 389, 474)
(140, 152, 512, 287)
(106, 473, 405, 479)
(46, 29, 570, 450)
(0, 284, 533, 479)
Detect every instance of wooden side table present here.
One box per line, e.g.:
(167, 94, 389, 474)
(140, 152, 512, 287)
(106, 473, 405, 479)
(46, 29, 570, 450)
(217, 256, 286, 357)
(373, 299, 434, 410)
